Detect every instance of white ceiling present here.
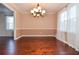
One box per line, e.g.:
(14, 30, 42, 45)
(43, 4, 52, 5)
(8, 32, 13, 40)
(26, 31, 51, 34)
(13, 3, 68, 14)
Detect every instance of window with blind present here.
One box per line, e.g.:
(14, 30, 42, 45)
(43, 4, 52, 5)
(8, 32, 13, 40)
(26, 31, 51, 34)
(68, 5, 77, 33)
(6, 16, 14, 30)
(59, 5, 77, 33)
(59, 9, 67, 32)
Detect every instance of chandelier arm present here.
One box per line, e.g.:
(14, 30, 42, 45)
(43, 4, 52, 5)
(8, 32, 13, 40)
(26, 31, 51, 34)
(30, 3, 46, 17)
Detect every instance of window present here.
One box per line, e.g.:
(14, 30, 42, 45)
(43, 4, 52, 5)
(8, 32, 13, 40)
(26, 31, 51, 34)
(68, 5, 77, 33)
(6, 16, 14, 30)
(59, 5, 77, 33)
(59, 9, 67, 32)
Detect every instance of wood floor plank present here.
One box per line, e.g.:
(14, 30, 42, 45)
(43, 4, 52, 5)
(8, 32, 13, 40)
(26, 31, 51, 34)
(0, 37, 79, 55)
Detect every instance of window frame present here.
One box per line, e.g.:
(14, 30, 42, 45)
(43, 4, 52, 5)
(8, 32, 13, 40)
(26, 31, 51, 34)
(6, 16, 14, 31)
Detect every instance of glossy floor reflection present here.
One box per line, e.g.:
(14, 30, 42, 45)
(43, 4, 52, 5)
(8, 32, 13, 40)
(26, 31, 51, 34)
(0, 37, 15, 55)
(0, 37, 79, 55)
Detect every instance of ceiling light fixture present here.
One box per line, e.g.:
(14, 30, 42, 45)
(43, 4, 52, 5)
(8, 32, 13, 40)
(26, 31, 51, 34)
(31, 3, 46, 17)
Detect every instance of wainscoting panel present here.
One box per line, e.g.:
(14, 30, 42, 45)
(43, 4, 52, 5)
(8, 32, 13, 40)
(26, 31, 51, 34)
(21, 29, 56, 36)
(16, 29, 22, 38)
(16, 28, 57, 39)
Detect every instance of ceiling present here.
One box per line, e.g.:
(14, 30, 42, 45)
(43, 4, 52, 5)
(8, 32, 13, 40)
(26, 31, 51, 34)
(13, 3, 68, 14)
(0, 4, 13, 16)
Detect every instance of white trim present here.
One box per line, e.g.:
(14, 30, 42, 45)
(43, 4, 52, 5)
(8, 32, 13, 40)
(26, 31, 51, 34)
(16, 36, 22, 40)
(2, 3, 15, 11)
(16, 28, 57, 30)
(16, 35, 56, 40)
(21, 35, 56, 37)
(75, 47, 79, 51)
(0, 36, 13, 37)
(0, 35, 13, 36)
(2, 3, 16, 40)
(56, 37, 79, 51)
(66, 42, 79, 51)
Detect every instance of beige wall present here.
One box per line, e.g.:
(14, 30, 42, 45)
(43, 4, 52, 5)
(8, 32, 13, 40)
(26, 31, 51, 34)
(21, 29, 56, 36)
(15, 13, 57, 37)
(16, 12, 23, 38)
(20, 14, 57, 36)
(4, 4, 57, 39)
(21, 14, 57, 29)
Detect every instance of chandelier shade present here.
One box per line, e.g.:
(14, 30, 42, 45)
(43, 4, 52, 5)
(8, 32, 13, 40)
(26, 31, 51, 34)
(30, 4, 46, 17)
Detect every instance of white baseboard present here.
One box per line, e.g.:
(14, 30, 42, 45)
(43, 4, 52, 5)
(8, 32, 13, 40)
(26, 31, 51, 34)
(16, 36, 22, 40)
(21, 35, 56, 37)
(0, 36, 14, 37)
(15, 35, 56, 40)
(65, 42, 79, 51)
(74, 48, 79, 51)
(56, 37, 79, 51)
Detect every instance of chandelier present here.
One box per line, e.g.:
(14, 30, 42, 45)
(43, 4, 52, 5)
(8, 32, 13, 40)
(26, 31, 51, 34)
(31, 3, 46, 17)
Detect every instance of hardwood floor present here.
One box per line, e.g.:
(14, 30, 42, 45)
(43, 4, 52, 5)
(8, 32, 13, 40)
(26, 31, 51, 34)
(0, 37, 79, 55)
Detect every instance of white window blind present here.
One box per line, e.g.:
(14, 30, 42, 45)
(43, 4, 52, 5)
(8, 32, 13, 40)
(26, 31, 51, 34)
(6, 16, 14, 30)
(68, 5, 77, 33)
(59, 9, 67, 32)
(58, 5, 77, 33)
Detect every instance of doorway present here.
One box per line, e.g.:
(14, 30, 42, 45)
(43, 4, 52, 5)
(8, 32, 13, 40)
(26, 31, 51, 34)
(0, 3, 15, 39)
